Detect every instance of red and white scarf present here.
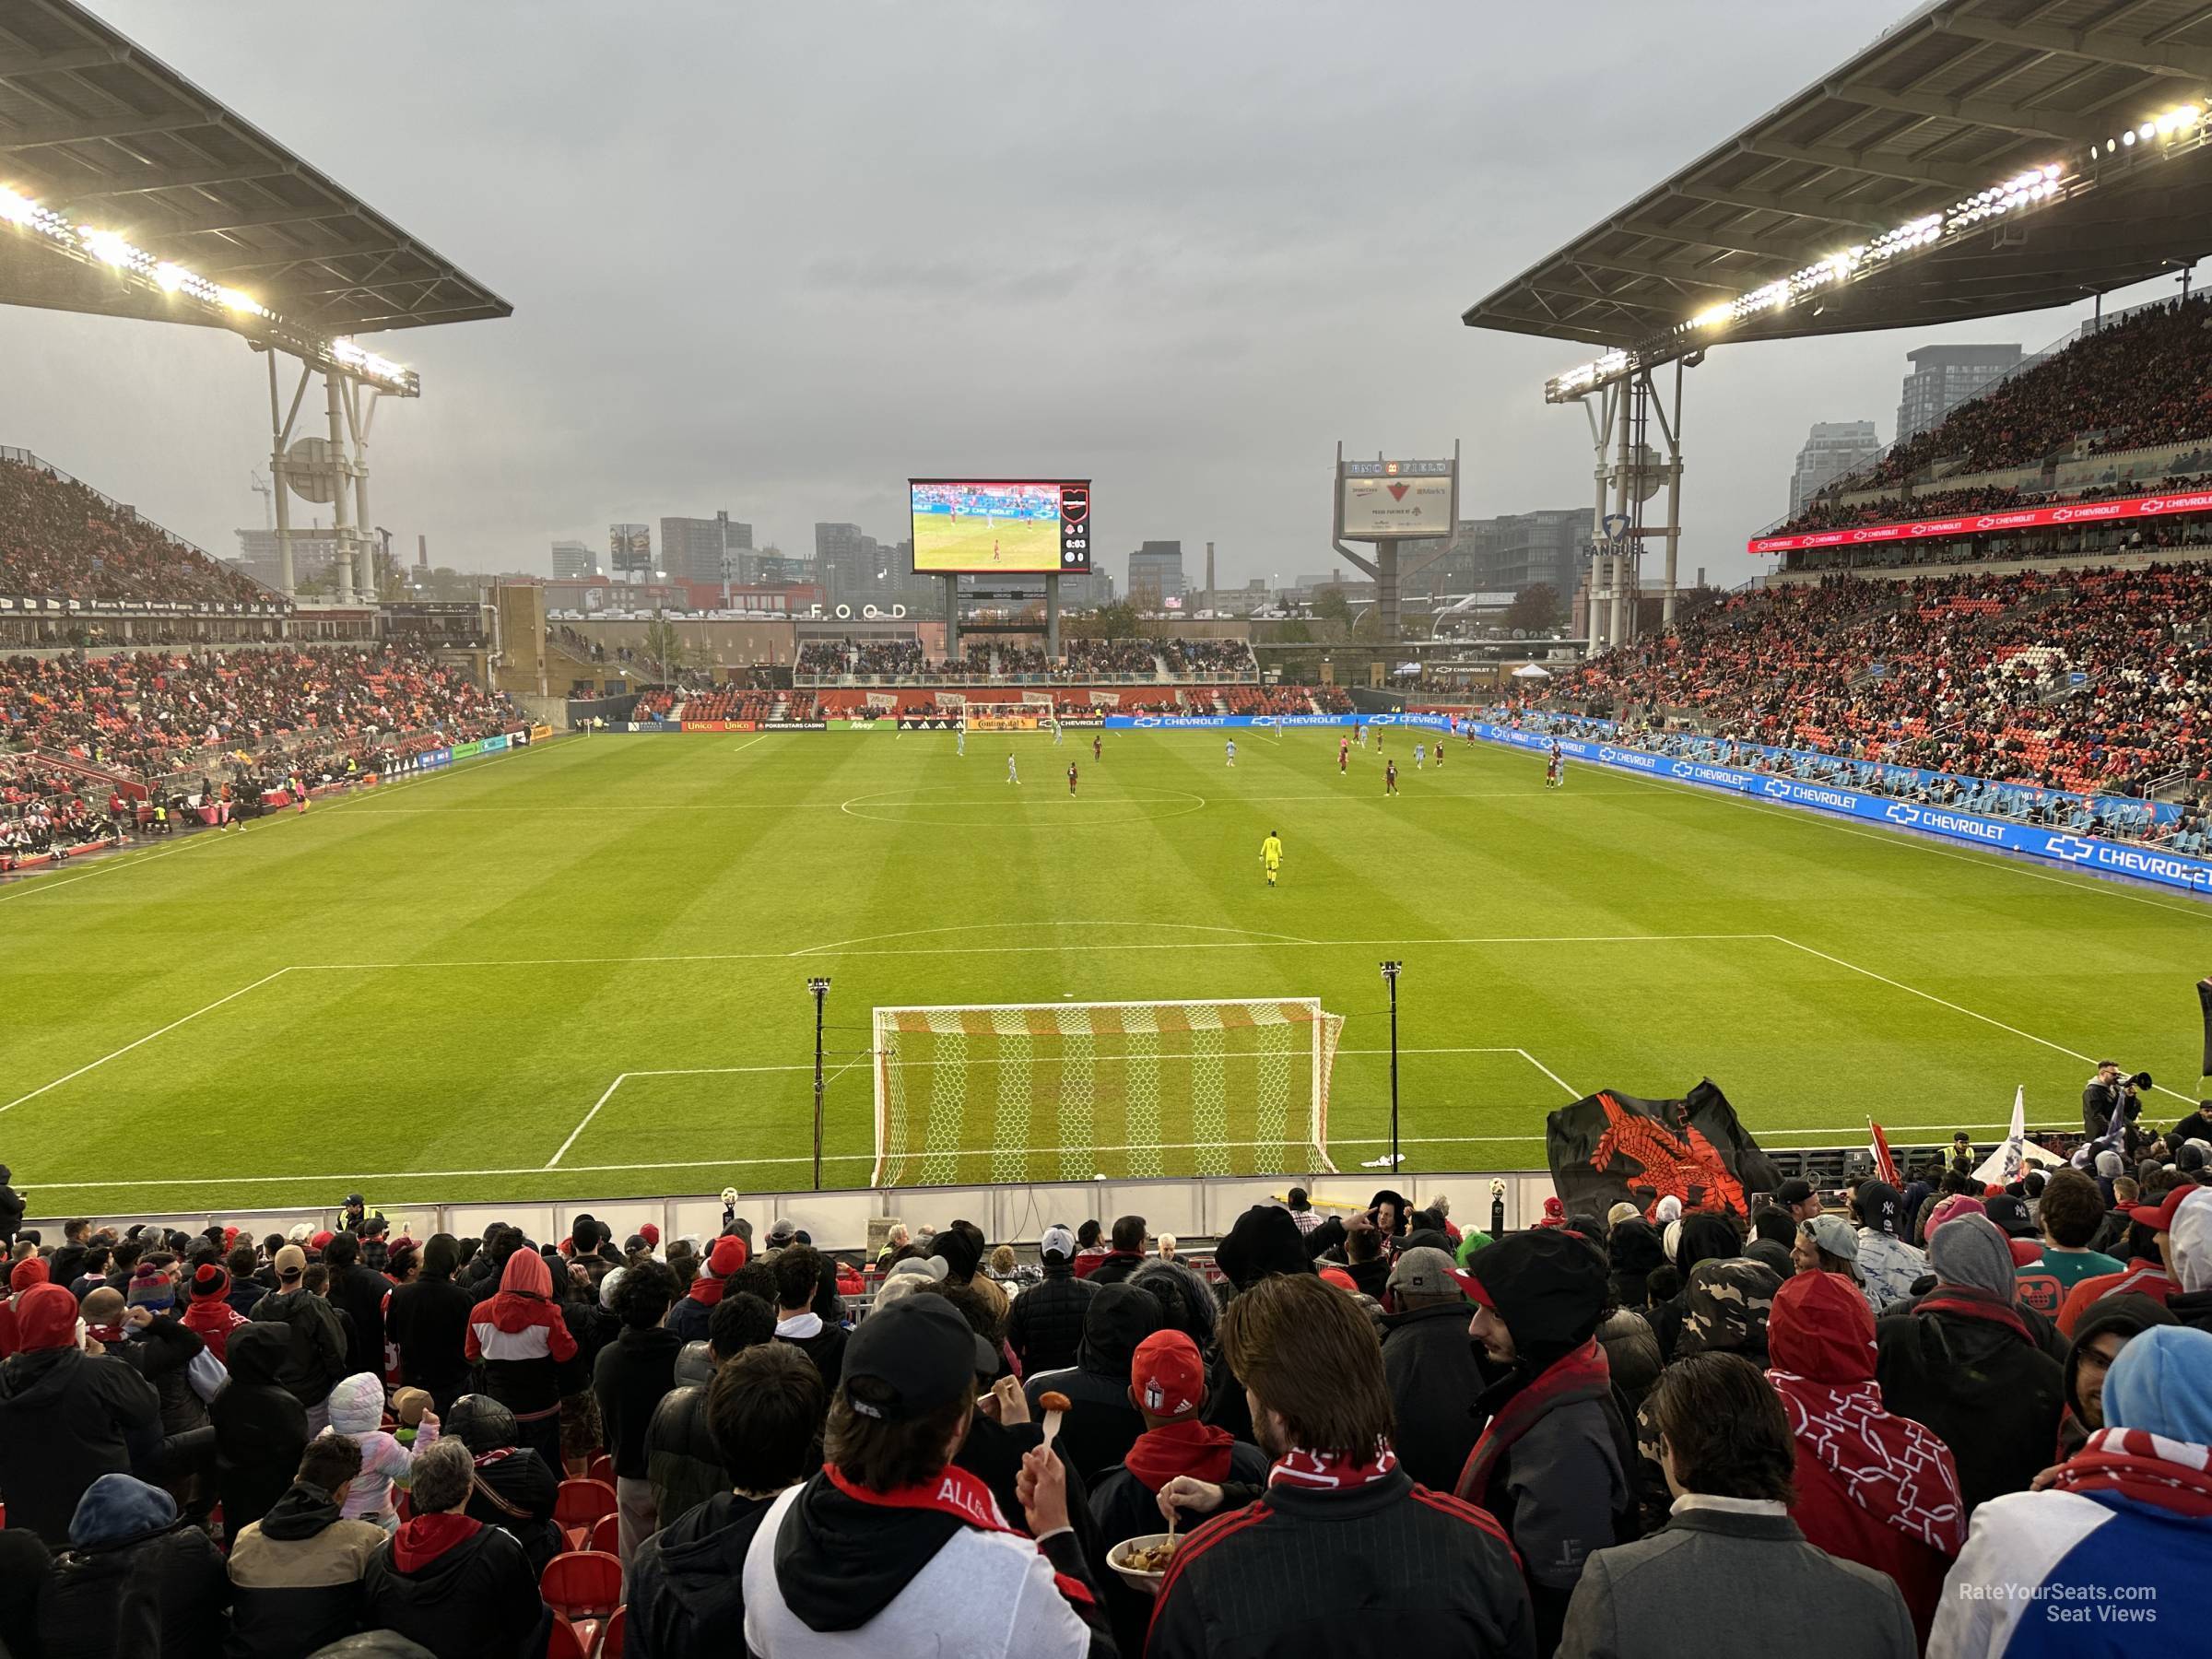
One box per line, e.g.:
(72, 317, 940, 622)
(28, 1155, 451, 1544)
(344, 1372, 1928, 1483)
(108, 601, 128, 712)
(2048, 1426, 2212, 1519)
(822, 1463, 1094, 1606)
(1768, 1367, 1965, 1554)
(1268, 1441, 1398, 1492)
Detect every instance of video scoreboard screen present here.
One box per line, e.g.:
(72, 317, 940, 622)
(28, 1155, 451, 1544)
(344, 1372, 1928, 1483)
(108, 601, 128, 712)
(911, 479, 1091, 574)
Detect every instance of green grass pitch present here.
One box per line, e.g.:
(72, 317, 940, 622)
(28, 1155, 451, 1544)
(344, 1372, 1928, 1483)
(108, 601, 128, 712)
(912, 509, 1060, 572)
(4, 725, 2204, 1218)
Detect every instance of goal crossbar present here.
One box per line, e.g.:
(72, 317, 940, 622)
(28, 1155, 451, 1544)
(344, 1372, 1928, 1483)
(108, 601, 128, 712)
(871, 997, 1342, 1187)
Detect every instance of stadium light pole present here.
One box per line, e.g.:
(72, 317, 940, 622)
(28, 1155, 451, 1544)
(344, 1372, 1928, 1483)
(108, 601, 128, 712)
(807, 977, 831, 1191)
(1380, 961, 1403, 1171)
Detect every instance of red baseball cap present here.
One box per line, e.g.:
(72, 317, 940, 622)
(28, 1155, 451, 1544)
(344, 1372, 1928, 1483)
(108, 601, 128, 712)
(708, 1234, 748, 1277)
(2125, 1186, 2198, 1232)
(1317, 1265, 1358, 1291)
(640, 1223, 661, 1246)
(310, 1230, 335, 1252)
(1127, 1329, 1206, 1418)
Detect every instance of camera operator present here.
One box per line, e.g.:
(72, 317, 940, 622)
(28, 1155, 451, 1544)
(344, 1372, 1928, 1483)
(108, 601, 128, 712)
(2081, 1061, 2147, 1147)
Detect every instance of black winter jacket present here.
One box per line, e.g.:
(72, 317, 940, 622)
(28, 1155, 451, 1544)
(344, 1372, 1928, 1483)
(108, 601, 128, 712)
(246, 1288, 347, 1408)
(1005, 1263, 1098, 1375)
(108, 1316, 208, 1436)
(1875, 1303, 2064, 1515)
(360, 1521, 547, 1659)
(1380, 1301, 1487, 1491)
(1146, 1466, 1536, 1659)
(594, 1325, 685, 1481)
(0, 1344, 162, 1545)
(644, 1381, 725, 1531)
(625, 1490, 778, 1659)
(325, 1263, 391, 1383)
(225, 1478, 387, 1659)
(209, 1323, 311, 1541)
(39, 1515, 229, 1659)
(384, 1276, 475, 1411)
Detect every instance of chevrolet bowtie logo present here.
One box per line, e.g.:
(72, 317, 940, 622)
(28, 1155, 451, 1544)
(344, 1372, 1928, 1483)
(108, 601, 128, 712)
(2047, 835, 2098, 862)
(1885, 803, 1917, 824)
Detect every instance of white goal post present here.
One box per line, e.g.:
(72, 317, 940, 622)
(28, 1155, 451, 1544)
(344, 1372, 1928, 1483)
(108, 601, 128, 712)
(871, 998, 1343, 1188)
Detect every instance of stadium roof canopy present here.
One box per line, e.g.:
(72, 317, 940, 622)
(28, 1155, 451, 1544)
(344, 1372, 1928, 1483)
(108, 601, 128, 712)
(0, 0, 509, 354)
(1463, 0, 2212, 385)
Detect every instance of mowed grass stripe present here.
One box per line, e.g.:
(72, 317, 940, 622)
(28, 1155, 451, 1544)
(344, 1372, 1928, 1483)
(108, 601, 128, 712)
(5, 728, 2203, 1214)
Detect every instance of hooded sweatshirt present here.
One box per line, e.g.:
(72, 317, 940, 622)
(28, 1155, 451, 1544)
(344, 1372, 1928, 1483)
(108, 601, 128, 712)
(1768, 1269, 1963, 1647)
(1648, 1215, 1744, 1362)
(41, 1474, 230, 1659)
(361, 1510, 547, 1659)
(741, 1464, 1099, 1659)
(211, 1321, 312, 1540)
(627, 1488, 783, 1659)
(1606, 1219, 1666, 1310)
(2056, 1292, 2179, 1459)
(465, 1249, 578, 1418)
(2162, 1186, 2212, 1332)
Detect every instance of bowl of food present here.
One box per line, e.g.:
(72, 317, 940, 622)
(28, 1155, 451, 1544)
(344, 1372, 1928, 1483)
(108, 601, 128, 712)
(1109, 1532, 1180, 1594)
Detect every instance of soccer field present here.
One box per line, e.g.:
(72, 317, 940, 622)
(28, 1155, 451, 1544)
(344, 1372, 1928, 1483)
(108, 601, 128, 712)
(912, 512, 1061, 571)
(4, 726, 2204, 1218)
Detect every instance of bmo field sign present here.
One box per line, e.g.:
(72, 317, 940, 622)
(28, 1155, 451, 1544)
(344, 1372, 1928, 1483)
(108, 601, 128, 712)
(1337, 455, 1457, 540)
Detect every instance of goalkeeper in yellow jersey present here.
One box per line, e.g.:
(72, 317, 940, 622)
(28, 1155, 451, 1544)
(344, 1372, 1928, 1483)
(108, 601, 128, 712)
(1260, 829, 1284, 888)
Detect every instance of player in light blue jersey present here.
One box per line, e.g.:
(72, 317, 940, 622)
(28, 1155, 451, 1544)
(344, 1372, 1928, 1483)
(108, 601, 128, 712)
(1007, 751, 1019, 785)
(957, 721, 966, 756)
(1225, 739, 1237, 768)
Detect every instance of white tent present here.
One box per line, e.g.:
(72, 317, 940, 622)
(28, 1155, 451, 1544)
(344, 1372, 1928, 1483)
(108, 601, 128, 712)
(1510, 663, 1552, 680)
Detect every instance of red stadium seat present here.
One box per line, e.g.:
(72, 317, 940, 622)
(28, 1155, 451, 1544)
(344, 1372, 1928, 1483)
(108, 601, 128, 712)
(586, 1453, 615, 1487)
(554, 1478, 618, 1553)
(540, 1552, 623, 1654)
(588, 1512, 620, 1557)
(602, 1606, 627, 1659)
(545, 1613, 591, 1659)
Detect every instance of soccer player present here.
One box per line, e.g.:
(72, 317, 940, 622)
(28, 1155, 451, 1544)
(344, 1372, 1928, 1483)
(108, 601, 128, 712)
(1260, 829, 1284, 888)
(956, 721, 966, 757)
(1007, 752, 1019, 785)
(1414, 740, 1425, 770)
(1053, 717, 1064, 746)
(1434, 738, 1444, 771)
(1355, 720, 1364, 747)
(1384, 759, 1398, 796)
(1337, 735, 1349, 773)
(1067, 761, 1078, 795)
(1225, 739, 1236, 768)
(1546, 737, 1564, 790)
(1092, 732, 1101, 762)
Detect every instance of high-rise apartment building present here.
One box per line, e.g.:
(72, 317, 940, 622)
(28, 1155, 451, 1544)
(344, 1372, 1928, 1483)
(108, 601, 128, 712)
(1897, 344, 2023, 441)
(1127, 541, 1185, 606)
(551, 538, 594, 579)
(659, 512, 754, 585)
(1787, 421, 1884, 516)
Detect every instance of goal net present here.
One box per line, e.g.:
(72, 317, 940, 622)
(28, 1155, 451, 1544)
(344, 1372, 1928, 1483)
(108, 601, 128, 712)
(872, 998, 1343, 1188)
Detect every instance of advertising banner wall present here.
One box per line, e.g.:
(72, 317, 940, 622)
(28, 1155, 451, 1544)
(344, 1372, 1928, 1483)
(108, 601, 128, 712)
(1750, 487, 2212, 553)
(1100, 712, 1452, 730)
(1468, 723, 2212, 896)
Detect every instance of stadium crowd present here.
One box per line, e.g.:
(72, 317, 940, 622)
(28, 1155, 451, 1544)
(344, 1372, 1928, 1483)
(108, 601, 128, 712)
(0, 459, 270, 608)
(1839, 294, 2212, 492)
(1547, 562, 2212, 797)
(3, 1135, 2206, 1658)
(1768, 475, 2212, 541)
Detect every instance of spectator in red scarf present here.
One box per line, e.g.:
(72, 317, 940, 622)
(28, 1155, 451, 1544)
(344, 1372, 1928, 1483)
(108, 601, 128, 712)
(1147, 1271, 1535, 1658)
(1931, 1324, 2212, 1656)
(465, 1247, 577, 1471)
(0, 1255, 47, 1358)
(1767, 1267, 1964, 1645)
(1088, 1327, 1267, 1548)
(1456, 1227, 1633, 1652)
(362, 1436, 549, 1659)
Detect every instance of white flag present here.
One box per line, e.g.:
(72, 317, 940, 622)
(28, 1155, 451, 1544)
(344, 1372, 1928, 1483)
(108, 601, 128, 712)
(2002, 1085, 2027, 1182)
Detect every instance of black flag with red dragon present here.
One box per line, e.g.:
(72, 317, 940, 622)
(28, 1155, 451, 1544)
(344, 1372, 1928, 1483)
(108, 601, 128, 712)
(1546, 1081, 1782, 1219)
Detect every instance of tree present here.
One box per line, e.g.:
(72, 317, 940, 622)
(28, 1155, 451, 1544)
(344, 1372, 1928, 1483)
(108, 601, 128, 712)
(1093, 600, 1141, 640)
(1312, 586, 1353, 628)
(642, 614, 690, 678)
(1507, 583, 1563, 634)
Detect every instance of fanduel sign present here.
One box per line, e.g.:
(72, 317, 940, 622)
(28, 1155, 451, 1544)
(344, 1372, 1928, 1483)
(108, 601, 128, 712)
(1466, 724, 2212, 898)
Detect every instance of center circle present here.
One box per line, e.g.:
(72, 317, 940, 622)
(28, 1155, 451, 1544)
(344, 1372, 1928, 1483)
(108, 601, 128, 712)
(840, 783, 1206, 828)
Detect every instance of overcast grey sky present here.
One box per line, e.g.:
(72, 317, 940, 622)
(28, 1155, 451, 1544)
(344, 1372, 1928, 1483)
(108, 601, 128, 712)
(0, 0, 2193, 591)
